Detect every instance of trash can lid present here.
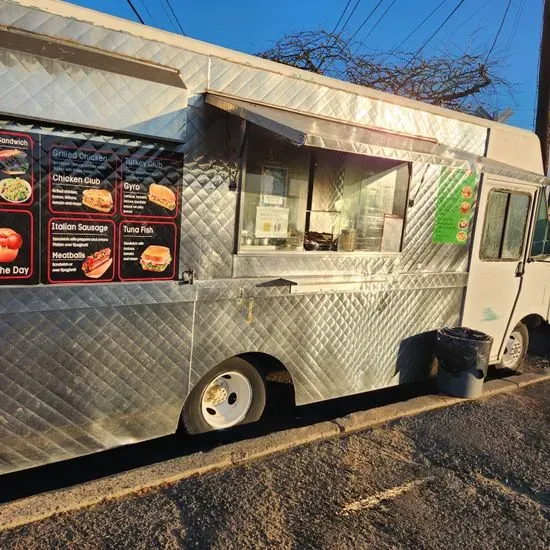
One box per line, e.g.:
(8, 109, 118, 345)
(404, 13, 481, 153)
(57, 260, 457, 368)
(437, 327, 493, 343)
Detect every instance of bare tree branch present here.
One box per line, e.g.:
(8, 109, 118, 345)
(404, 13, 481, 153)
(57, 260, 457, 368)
(258, 30, 511, 116)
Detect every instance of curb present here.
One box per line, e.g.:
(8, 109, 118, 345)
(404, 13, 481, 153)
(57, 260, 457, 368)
(1, 371, 549, 532)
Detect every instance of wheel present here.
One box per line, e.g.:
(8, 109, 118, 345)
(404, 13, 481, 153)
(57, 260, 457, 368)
(181, 357, 266, 434)
(497, 322, 529, 372)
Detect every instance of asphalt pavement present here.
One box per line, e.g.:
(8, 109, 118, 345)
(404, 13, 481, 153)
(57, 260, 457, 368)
(2, 379, 548, 549)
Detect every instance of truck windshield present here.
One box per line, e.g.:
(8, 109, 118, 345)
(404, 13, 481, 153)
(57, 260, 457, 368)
(531, 190, 550, 257)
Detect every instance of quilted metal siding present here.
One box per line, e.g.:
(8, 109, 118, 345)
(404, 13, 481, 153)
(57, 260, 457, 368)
(192, 284, 463, 405)
(0, 48, 187, 140)
(0, 298, 194, 474)
(180, 96, 242, 279)
(208, 58, 488, 153)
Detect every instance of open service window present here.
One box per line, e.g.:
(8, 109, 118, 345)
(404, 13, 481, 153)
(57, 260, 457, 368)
(239, 124, 410, 253)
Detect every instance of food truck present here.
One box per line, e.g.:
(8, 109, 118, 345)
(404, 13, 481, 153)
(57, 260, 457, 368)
(1, 0, 549, 475)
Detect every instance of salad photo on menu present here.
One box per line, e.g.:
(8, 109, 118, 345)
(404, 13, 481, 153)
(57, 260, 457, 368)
(0, 177, 32, 203)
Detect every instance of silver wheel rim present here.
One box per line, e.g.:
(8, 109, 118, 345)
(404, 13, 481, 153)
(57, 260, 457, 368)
(200, 371, 253, 429)
(502, 330, 524, 368)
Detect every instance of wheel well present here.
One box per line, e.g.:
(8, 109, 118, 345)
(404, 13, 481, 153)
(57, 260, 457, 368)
(520, 314, 545, 329)
(237, 352, 294, 384)
(178, 353, 295, 434)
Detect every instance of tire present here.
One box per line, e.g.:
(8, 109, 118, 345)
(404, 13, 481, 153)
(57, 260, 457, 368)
(181, 357, 266, 434)
(497, 322, 529, 372)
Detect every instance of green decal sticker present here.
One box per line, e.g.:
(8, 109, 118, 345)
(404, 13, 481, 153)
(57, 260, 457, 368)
(482, 307, 499, 322)
(432, 167, 477, 244)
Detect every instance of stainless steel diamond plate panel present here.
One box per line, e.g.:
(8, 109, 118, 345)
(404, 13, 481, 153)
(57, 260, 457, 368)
(400, 164, 480, 272)
(0, 282, 196, 314)
(233, 254, 399, 278)
(209, 58, 488, 154)
(0, 300, 194, 474)
(192, 284, 463, 405)
(0, 48, 187, 140)
(0, 1, 210, 93)
(180, 97, 243, 279)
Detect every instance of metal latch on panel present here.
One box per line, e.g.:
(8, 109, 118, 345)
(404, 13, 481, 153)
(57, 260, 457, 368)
(181, 270, 195, 285)
(255, 278, 297, 288)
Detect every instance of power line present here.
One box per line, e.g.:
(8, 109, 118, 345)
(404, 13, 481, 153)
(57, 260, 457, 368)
(504, 0, 527, 57)
(317, 0, 362, 71)
(330, 0, 354, 36)
(404, 0, 467, 68)
(338, 0, 364, 38)
(125, 0, 145, 24)
(485, 0, 513, 64)
(446, 0, 492, 39)
(353, 0, 397, 53)
(164, 0, 187, 36)
(138, 0, 157, 26)
(156, 0, 177, 32)
(347, 0, 385, 43)
(392, 0, 448, 52)
(157, 0, 181, 34)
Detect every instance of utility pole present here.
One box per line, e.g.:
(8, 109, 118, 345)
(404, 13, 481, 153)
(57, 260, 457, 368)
(536, 0, 550, 175)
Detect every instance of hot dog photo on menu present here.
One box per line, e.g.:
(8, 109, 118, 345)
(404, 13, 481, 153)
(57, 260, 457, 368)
(82, 247, 112, 279)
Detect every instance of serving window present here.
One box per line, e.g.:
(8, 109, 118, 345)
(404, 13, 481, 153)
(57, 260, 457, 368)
(239, 124, 410, 254)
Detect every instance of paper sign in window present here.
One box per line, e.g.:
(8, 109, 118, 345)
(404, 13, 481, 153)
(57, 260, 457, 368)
(255, 206, 289, 238)
(381, 214, 403, 252)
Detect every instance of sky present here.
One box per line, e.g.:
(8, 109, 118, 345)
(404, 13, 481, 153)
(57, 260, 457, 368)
(68, 0, 544, 131)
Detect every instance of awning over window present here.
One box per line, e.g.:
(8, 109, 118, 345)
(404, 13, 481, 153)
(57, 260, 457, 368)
(206, 93, 549, 186)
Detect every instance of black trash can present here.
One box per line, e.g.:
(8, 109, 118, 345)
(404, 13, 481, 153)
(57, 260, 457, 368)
(436, 327, 493, 398)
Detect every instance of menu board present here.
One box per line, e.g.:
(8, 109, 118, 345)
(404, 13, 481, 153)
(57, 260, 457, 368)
(432, 168, 477, 245)
(33, 134, 183, 285)
(0, 130, 40, 285)
(0, 127, 183, 286)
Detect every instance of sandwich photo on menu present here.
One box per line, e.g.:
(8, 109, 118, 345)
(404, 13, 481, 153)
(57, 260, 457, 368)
(82, 248, 112, 278)
(82, 188, 113, 213)
(140, 245, 172, 273)
(0, 149, 29, 175)
(147, 183, 176, 211)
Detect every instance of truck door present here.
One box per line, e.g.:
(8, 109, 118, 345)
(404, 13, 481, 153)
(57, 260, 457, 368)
(513, 187, 550, 323)
(462, 178, 537, 362)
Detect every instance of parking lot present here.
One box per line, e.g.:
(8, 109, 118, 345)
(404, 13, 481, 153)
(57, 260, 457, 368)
(1, 362, 548, 549)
